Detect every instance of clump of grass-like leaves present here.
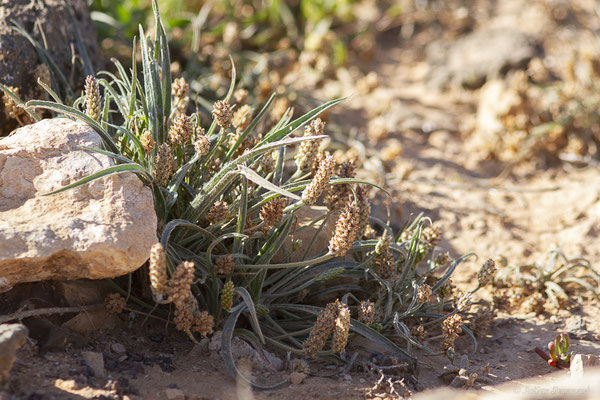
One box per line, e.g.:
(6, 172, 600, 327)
(20, 2, 484, 389)
(494, 246, 600, 310)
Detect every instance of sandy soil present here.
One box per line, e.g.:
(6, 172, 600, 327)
(3, 0, 600, 399)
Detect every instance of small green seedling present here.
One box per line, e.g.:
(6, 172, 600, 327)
(535, 332, 573, 369)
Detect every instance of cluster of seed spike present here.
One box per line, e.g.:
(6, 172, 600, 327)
(302, 152, 335, 205)
(148, 244, 214, 336)
(212, 100, 234, 129)
(355, 185, 372, 239)
(194, 126, 210, 156)
(104, 293, 126, 314)
(295, 119, 325, 172)
(232, 104, 252, 133)
(304, 300, 352, 358)
(154, 143, 174, 186)
(441, 314, 463, 350)
(259, 197, 287, 229)
(206, 201, 228, 224)
(149, 243, 169, 297)
(141, 130, 156, 153)
(325, 161, 356, 210)
(358, 300, 376, 325)
(416, 283, 432, 303)
(478, 259, 497, 287)
(168, 114, 194, 147)
(372, 234, 397, 280)
(214, 254, 235, 275)
(328, 201, 360, 256)
(332, 302, 351, 353)
(171, 77, 189, 116)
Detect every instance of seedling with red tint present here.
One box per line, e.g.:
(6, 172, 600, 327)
(535, 332, 573, 369)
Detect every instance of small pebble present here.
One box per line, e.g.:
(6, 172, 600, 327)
(81, 351, 105, 378)
(111, 342, 126, 354)
(289, 372, 306, 385)
(164, 387, 185, 400)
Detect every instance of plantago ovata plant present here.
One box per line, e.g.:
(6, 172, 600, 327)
(22, 1, 481, 389)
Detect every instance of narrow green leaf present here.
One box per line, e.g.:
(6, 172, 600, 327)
(237, 166, 301, 201)
(42, 164, 150, 196)
(25, 100, 119, 153)
(260, 97, 345, 144)
(235, 287, 264, 343)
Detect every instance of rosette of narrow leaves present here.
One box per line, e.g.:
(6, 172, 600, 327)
(21, 2, 478, 390)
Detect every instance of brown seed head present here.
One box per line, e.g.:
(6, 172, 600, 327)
(441, 314, 463, 350)
(173, 294, 197, 331)
(454, 290, 473, 312)
(2, 86, 27, 121)
(524, 292, 546, 315)
(411, 325, 427, 342)
(221, 280, 235, 311)
(435, 252, 452, 267)
(304, 302, 337, 358)
(325, 161, 356, 210)
(149, 242, 168, 296)
(141, 130, 156, 153)
(84, 75, 102, 122)
(166, 261, 196, 305)
(154, 143, 175, 186)
(356, 185, 371, 239)
(259, 197, 287, 228)
(301, 152, 335, 205)
(358, 300, 376, 325)
(260, 153, 276, 173)
(192, 310, 215, 337)
(374, 251, 396, 280)
(232, 104, 252, 133)
(212, 100, 234, 129)
(194, 134, 210, 156)
(332, 301, 351, 353)
(328, 201, 360, 256)
(310, 118, 325, 136)
(168, 114, 194, 147)
(171, 77, 190, 115)
(416, 283, 432, 303)
(422, 225, 443, 247)
(104, 293, 126, 313)
(295, 119, 325, 171)
(206, 200, 229, 224)
(478, 259, 497, 287)
(214, 254, 235, 275)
